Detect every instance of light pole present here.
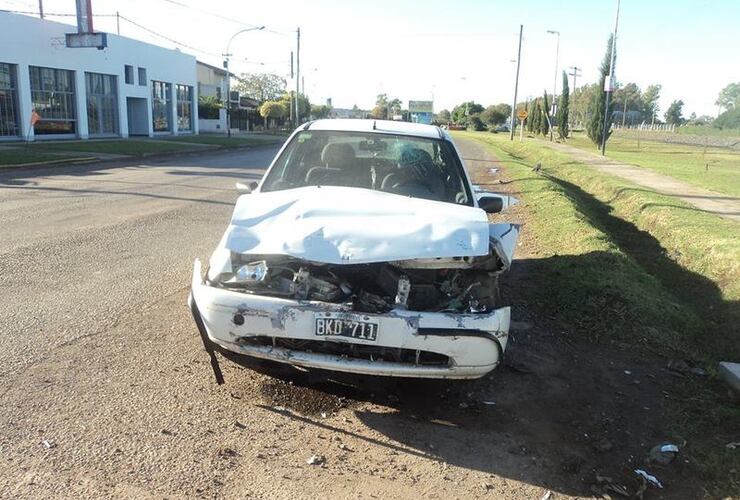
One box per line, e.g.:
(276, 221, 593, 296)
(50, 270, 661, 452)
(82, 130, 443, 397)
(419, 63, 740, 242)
(509, 25, 523, 141)
(601, 0, 621, 155)
(546, 30, 560, 116)
(224, 26, 265, 138)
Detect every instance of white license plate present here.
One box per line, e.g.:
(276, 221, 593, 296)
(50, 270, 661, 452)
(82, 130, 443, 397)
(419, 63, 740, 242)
(315, 313, 378, 341)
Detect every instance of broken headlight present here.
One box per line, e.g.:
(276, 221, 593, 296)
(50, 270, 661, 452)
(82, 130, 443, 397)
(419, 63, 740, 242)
(227, 260, 269, 284)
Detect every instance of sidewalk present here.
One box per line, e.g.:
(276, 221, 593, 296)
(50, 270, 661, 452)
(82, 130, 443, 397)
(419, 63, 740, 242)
(544, 141, 740, 222)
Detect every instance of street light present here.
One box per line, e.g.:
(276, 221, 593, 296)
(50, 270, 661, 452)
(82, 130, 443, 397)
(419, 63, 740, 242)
(223, 26, 265, 138)
(546, 30, 560, 116)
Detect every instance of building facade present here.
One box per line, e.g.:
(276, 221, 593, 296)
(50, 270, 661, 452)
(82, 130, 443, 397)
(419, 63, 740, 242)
(196, 61, 227, 133)
(0, 12, 198, 141)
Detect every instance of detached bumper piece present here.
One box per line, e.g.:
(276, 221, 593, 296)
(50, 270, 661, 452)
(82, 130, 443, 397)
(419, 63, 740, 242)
(190, 259, 510, 380)
(189, 292, 224, 385)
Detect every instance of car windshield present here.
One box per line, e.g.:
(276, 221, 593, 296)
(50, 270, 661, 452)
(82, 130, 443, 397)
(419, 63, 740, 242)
(260, 130, 473, 205)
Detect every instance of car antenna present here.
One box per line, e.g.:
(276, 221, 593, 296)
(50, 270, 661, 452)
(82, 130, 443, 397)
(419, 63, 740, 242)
(372, 120, 376, 130)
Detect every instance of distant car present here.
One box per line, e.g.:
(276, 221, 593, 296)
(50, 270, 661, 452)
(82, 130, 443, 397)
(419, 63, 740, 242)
(190, 119, 519, 380)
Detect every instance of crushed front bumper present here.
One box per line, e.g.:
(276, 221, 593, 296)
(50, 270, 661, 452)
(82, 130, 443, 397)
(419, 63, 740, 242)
(190, 259, 510, 380)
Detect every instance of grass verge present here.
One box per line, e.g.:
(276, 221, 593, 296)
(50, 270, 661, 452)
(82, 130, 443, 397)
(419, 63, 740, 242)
(566, 132, 740, 197)
(27, 139, 205, 156)
(162, 135, 281, 147)
(0, 150, 85, 166)
(455, 131, 739, 493)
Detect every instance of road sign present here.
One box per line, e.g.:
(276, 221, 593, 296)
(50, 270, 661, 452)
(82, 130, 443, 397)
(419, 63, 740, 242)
(517, 109, 528, 120)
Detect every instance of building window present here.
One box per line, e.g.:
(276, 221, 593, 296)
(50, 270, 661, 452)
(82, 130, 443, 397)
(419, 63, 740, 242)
(137, 67, 146, 86)
(151, 80, 172, 132)
(176, 84, 192, 132)
(0, 63, 20, 137)
(124, 65, 134, 85)
(85, 72, 118, 136)
(29, 66, 76, 135)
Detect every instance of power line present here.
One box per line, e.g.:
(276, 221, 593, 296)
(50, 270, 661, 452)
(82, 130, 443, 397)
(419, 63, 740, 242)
(153, 0, 290, 36)
(117, 15, 220, 57)
(1, 8, 115, 17)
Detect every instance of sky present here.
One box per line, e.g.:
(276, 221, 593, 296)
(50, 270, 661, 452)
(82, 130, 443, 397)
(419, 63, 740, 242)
(3, 0, 739, 117)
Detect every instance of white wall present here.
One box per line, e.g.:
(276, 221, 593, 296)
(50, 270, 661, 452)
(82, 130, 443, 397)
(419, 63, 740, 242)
(0, 12, 198, 140)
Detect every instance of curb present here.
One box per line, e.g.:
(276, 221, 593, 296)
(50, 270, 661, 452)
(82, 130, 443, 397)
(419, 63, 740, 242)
(0, 156, 98, 169)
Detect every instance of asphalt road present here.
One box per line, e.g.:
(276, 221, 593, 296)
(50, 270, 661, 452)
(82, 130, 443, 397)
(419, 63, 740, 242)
(0, 143, 687, 499)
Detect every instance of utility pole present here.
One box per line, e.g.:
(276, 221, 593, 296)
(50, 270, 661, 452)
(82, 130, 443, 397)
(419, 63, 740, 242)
(38, 0, 44, 19)
(116, 11, 120, 35)
(224, 26, 265, 138)
(601, 0, 620, 155)
(295, 27, 301, 126)
(546, 30, 560, 115)
(509, 24, 523, 141)
(568, 65, 581, 92)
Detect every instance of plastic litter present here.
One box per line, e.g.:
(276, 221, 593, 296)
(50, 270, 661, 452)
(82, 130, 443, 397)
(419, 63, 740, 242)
(726, 442, 740, 450)
(634, 469, 663, 489)
(306, 454, 326, 466)
(647, 442, 680, 464)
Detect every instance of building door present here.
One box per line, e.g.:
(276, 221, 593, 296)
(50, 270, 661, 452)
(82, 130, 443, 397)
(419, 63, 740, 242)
(126, 97, 148, 136)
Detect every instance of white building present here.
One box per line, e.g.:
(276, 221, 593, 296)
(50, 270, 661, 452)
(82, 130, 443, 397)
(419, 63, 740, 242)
(0, 12, 198, 140)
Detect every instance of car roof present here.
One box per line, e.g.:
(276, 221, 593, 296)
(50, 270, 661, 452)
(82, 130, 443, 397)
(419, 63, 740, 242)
(304, 119, 448, 140)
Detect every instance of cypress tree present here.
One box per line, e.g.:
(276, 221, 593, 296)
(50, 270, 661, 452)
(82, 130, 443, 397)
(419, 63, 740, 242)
(540, 92, 550, 136)
(557, 71, 570, 139)
(527, 100, 536, 133)
(532, 101, 541, 134)
(587, 34, 616, 146)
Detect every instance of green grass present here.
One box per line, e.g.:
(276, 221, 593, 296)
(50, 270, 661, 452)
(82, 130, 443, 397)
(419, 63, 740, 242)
(0, 150, 87, 166)
(28, 139, 205, 156)
(456, 130, 740, 494)
(162, 135, 281, 147)
(676, 125, 740, 137)
(566, 132, 740, 197)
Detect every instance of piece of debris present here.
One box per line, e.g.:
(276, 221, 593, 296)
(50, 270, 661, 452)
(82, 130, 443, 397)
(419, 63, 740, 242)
(481, 401, 496, 406)
(624, 370, 632, 375)
(306, 454, 326, 466)
(634, 469, 663, 489)
(482, 482, 494, 491)
(647, 443, 680, 464)
(41, 439, 55, 449)
(726, 442, 740, 450)
(488, 168, 499, 175)
(320, 412, 328, 419)
(532, 162, 542, 172)
(540, 490, 552, 500)
(234, 421, 247, 429)
(338, 443, 350, 451)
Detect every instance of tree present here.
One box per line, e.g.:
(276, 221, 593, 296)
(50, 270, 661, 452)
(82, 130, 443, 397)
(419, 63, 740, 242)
(451, 101, 484, 125)
(642, 84, 662, 125)
(371, 94, 401, 119)
(570, 83, 598, 128)
(527, 100, 536, 133)
(277, 92, 310, 121)
(587, 34, 615, 146)
(664, 100, 685, 125)
(713, 108, 740, 129)
(436, 109, 451, 123)
(310, 104, 331, 119)
(259, 100, 287, 128)
(531, 100, 542, 134)
(481, 103, 512, 128)
(540, 92, 550, 137)
(468, 114, 486, 131)
(613, 82, 641, 126)
(234, 73, 286, 102)
(556, 71, 570, 139)
(197, 95, 221, 119)
(715, 82, 740, 111)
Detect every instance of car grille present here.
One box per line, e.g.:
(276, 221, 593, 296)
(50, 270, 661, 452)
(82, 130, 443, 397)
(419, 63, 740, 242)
(238, 336, 450, 366)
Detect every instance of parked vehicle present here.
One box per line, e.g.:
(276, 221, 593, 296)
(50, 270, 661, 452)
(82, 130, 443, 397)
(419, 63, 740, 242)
(190, 119, 519, 381)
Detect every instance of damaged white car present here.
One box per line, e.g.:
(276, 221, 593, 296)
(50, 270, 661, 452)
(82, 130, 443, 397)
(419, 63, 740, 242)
(190, 119, 519, 382)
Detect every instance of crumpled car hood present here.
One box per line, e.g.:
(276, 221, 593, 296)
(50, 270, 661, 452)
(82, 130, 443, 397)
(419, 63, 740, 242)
(222, 186, 491, 265)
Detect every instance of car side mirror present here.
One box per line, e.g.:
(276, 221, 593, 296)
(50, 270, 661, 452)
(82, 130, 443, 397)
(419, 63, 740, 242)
(235, 181, 258, 194)
(478, 195, 504, 214)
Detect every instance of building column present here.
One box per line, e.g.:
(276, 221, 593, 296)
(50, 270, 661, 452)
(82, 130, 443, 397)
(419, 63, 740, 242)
(146, 91, 154, 137)
(171, 83, 178, 136)
(74, 71, 89, 139)
(192, 84, 199, 135)
(118, 78, 129, 138)
(16, 63, 34, 141)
